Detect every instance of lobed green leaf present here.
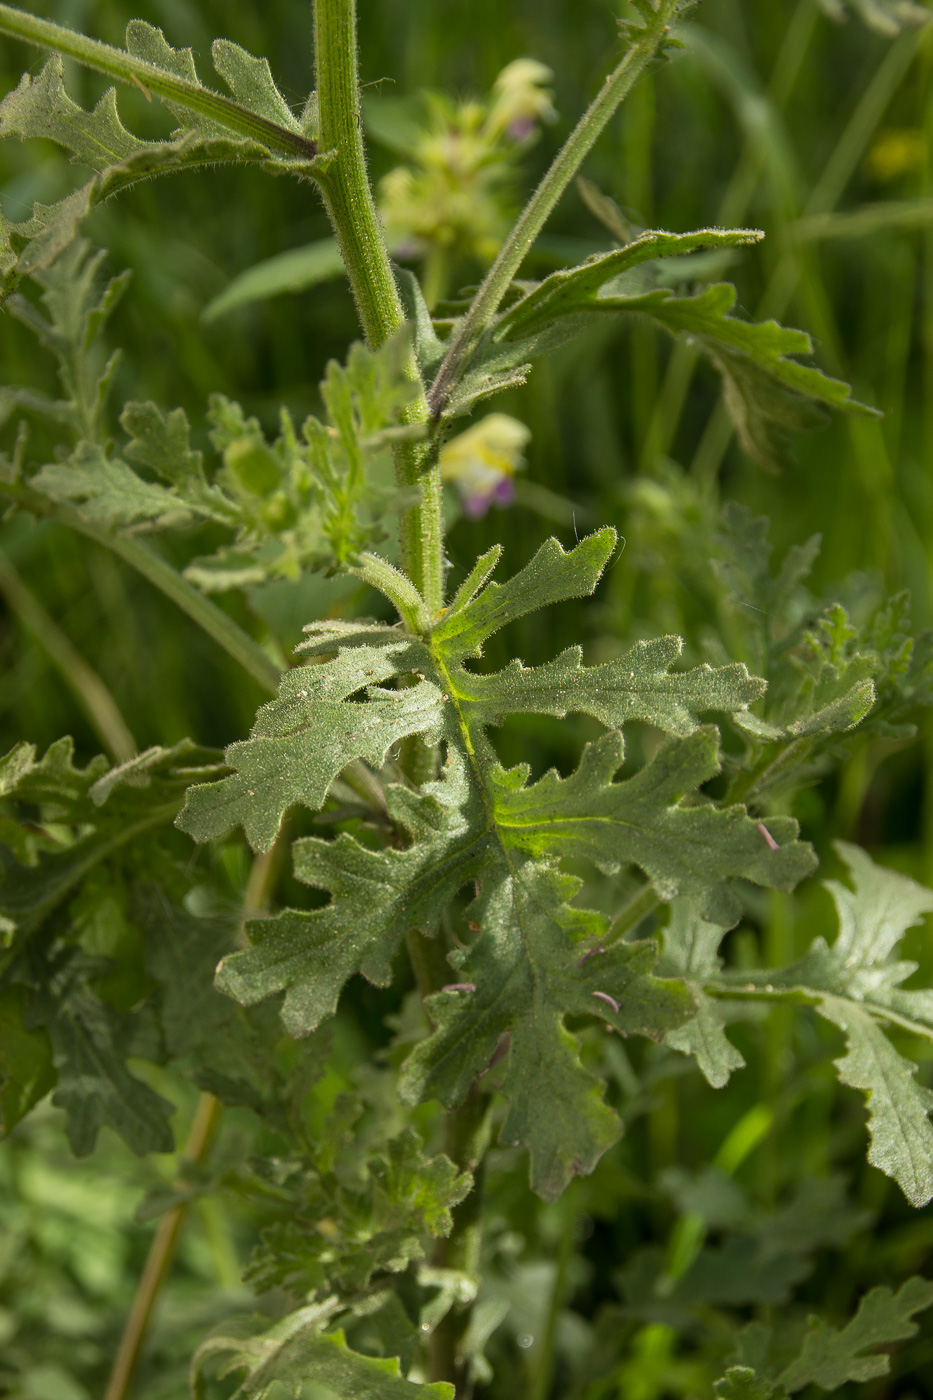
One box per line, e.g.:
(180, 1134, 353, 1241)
(0, 737, 223, 943)
(34, 965, 174, 1156)
(194, 1309, 454, 1400)
(401, 857, 693, 1198)
(494, 228, 764, 341)
(713, 1368, 775, 1400)
(0, 28, 326, 290)
(190, 535, 818, 1193)
(687, 843, 933, 1204)
(659, 901, 747, 1087)
(494, 728, 814, 926)
(432, 530, 617, 659)
(444, 234, 879, 466)
(179, 643, 444, 852)
(778, 1276, 933, 1391)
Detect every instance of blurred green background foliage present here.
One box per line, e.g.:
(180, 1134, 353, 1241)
(3, 1, 933, 1397)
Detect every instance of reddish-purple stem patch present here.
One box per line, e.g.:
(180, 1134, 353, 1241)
(757, 822, 780, 851)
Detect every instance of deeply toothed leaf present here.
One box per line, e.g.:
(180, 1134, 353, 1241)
(192, 1311, 454, 1400)
(190, 535, 815, 1193)
(492, 728, 814, 925)
(400, 856, 693, 1199)
(778, 1277, 933, 1391)
(0, 55, 146, 165)
(0, 738, 223, 944)
(441, 232, 876, 467)
(210, 37, 301, 131)
(697, 843, 933, 1205)
(659, 901, 747, 1087)
(178, 644, 445, 851)
(0, 34, 325, 291)
(37, 972, 175, 1156)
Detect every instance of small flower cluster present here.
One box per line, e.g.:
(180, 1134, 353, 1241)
(378, 60, 555, 303)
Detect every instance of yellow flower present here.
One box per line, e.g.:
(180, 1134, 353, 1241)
(865, 127, 926, 183)
(376, 60, 556, 279)
(440, 413, 531, 518)
(485, 59, 557, 141)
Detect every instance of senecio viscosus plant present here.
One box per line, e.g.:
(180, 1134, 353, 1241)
(2, 0, 933, 1396)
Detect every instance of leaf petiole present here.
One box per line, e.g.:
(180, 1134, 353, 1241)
(0, 1, 318, 159)
(0, 481, 280, 694)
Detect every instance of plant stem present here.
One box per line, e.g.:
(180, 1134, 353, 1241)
(725, 737, 814, 807)
(0, 553, 137, 762)
(103, 843, 283, 1400)
(429, 1090, 494, 1393)
(95, 528, 281, 695)
(528, 1187, 577, 1400)
(605, 882, 662, 945)
(312, 0, 443, 612)
(0, 2, 318, 159)
(0, 484, 280, 694)
(313, 0, 408, 352)
(426, 4, 679, 419)
(103, 1091, 223, 1400)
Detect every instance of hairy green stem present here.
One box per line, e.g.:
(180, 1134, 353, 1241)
(312, 0, 408, 350)
(427, 4, 679, 419)
(725, 737, 814, 807)
(0, 2, 318, 159)
(312, 0, 443, 612)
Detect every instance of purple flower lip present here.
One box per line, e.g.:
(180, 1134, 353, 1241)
(506, 116, 537, 143)
(461, 476, 516, 519)
(441, 413, 530, 517)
